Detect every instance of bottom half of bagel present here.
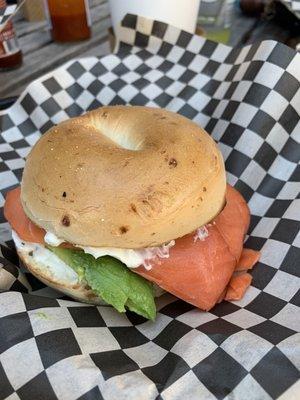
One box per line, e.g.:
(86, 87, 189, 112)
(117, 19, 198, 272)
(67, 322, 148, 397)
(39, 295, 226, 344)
(17, 246, 104, 305)
(15, 237, 165, 312)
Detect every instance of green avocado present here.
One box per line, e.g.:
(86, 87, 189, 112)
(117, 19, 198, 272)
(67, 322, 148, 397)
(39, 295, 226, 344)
(48, 246, 156, 321)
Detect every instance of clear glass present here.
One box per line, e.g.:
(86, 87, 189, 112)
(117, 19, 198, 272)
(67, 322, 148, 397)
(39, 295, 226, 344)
(198, 0, 235, 43)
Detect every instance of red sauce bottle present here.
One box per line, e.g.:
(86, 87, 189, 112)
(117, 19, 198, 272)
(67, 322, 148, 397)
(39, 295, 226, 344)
(46, 0, 91, 42)
(0, 0, 22, 70)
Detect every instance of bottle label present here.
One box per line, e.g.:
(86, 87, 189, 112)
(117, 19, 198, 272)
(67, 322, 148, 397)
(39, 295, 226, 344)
(0, 20, 15, 42)
(0, 25, 19, 56)
(0, 0, 18, 57)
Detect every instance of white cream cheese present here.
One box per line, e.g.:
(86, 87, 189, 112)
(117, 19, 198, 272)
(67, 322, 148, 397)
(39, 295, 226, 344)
(44, 231, 65, 247)
(43, 231, 175, 269)
(12, 230, 78, 284)
(79, 240, 175, 269)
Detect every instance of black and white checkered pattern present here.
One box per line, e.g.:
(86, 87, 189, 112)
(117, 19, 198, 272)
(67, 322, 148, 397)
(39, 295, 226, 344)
(280, 0, 300, 18)
(0, 14, 299, 400)
(0, 4, 16, 29)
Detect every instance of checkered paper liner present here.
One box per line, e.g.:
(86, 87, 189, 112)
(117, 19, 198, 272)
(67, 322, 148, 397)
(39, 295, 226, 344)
(0, 14, 300, 400)
(280, 0, 300, 18)
(0, 4, 16, 29)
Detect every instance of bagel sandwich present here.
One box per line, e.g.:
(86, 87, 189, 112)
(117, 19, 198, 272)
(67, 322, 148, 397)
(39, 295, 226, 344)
(4, 106, 260, 320)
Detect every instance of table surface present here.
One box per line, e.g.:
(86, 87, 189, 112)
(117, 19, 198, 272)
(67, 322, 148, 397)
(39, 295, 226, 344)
(0, 0, 296, 99)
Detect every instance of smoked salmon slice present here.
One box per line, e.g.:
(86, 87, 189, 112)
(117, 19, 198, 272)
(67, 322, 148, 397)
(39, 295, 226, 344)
(225, 273, 252, 301)
(4, 187, 75, 249)
(214, 186, 250, 262)
(136, 185, 260, 310)
(236, 248, 261, 271)
(219, 248, 260, 303)
(4, 187, 45, 244)
(138, 226, 237, 311)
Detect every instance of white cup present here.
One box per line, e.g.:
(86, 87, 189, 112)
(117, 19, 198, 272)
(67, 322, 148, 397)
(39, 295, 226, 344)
(109, 0, 201, 36)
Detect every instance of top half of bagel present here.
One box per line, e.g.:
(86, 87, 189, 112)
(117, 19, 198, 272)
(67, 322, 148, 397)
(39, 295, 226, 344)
(21, 106, 226, 248)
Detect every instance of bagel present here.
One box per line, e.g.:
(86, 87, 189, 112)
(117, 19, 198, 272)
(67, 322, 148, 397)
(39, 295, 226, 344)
(4, 106, 258, 319)
(21, 106, 226, 248)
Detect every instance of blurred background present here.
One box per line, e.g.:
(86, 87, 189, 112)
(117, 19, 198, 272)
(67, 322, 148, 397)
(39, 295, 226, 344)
(0, 0, 299, 103)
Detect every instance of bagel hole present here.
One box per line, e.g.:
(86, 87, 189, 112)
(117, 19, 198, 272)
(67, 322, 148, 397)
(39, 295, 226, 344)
(97, 124, 143, 151)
